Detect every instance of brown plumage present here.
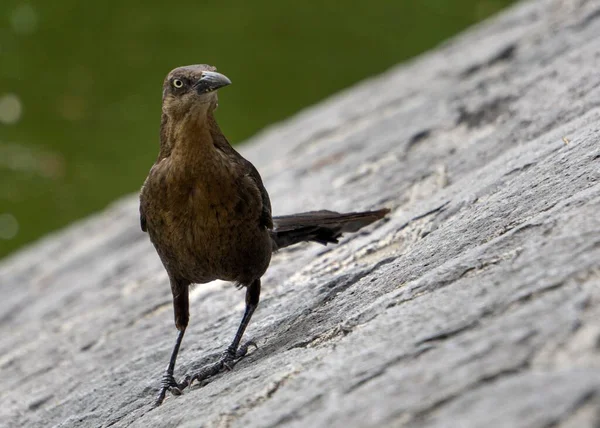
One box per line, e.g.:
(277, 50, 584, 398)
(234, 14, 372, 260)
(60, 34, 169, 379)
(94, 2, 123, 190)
(140, 64, 389, 405)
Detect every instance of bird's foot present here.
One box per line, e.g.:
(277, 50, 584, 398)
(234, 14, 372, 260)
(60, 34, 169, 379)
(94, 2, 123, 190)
(189, 340, 257, 387)
(154, 372, 188, 406)
(153, 341, 257, 406)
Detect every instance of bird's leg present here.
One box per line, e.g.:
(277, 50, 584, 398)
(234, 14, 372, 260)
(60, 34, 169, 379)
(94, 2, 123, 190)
(155, 328, 187, 406)
(190, 279, 261, 385)
(154, 283, 190, 406)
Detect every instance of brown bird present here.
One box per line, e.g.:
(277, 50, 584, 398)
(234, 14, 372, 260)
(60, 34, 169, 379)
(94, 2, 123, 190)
(140, 64, 389, 406)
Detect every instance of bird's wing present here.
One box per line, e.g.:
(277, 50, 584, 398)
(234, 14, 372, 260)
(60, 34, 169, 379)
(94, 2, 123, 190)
(242, 157, 273, 229)
(214, 139, 273, 229)
(140, 210, 147, 232)
(209, 116, 273, 229)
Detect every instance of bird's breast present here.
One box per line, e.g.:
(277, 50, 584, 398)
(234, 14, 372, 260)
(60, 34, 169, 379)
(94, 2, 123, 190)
(143, 154, 270, 284)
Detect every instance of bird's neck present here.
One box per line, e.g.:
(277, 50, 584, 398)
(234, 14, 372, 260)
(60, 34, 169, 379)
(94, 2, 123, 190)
(158, 109, 228, 163)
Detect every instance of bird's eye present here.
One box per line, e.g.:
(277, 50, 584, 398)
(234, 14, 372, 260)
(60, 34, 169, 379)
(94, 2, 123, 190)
(172, 79, 184, 89)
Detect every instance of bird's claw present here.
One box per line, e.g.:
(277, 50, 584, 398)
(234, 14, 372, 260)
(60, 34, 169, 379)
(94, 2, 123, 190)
(237, 340, 258, 358)
(154, 373, 188, 406)
(155, 340, 258, 405)
(189, 340, 257, 386)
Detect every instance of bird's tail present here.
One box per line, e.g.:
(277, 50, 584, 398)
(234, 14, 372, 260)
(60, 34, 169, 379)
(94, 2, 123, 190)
(270, 208, 390, 251)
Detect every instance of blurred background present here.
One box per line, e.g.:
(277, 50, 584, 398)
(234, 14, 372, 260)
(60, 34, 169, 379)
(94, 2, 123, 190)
(0, 0, 517, 259)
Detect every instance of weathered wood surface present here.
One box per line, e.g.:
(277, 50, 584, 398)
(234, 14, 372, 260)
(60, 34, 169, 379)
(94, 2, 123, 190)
(1, 0, 600, 426)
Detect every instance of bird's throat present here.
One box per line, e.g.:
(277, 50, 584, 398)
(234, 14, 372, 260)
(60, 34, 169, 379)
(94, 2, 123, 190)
(160, 110, 218, 161)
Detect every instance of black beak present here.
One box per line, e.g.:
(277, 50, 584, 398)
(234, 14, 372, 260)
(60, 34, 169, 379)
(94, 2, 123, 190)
(195, 71, 232, 94)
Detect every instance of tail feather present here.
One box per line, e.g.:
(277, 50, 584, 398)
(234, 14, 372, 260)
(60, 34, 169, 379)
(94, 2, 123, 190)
(270, 208, 389, 250)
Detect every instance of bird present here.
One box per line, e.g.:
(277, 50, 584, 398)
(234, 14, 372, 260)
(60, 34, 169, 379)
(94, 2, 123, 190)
(139, 64, 389, 406)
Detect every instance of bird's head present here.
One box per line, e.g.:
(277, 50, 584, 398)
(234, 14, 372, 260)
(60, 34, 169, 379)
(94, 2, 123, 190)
(161, 64, 231, 119)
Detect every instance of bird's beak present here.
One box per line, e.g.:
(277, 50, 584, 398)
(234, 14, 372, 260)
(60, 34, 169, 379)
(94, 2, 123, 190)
(195, 71, 232, 94)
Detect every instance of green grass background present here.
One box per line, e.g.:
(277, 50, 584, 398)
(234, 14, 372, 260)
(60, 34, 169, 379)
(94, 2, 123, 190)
(0, 0, 517, 258)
